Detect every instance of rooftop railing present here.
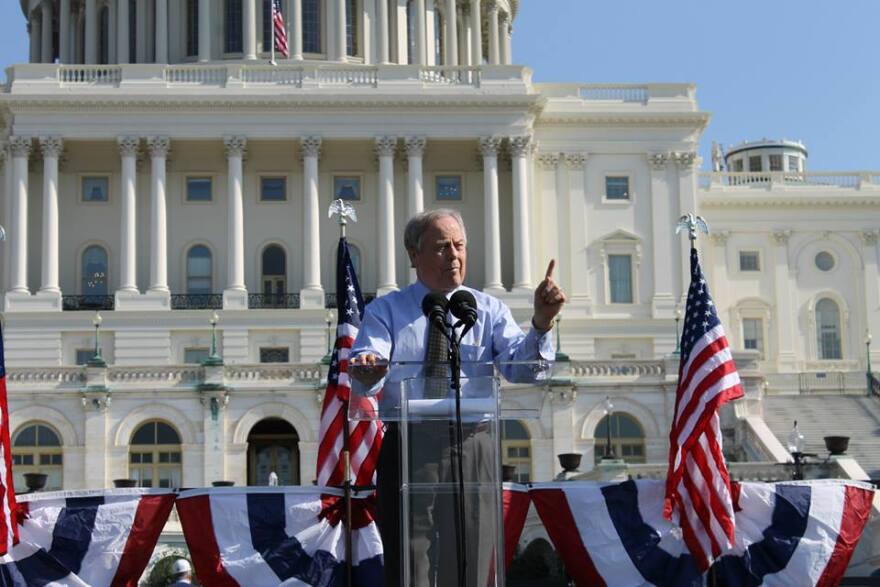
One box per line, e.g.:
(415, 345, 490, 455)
(700, 172, 878, 190)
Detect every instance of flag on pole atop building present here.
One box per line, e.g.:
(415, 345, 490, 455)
(664, 247, 744, 571)
(0, 323, 19, 556)
(317, 238, 383, 487)
(271, 0, 290, 59)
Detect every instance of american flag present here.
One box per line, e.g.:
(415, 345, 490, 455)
(0, 324, 19, 555)
(664, 247, 744, 571)
(316, 238, 382, 487)
(271, 0, 290, 58)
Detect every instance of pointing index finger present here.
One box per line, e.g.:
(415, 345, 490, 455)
(545, 259, 556, 281)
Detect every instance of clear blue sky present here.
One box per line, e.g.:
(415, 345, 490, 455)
(2, 0, 878, 171)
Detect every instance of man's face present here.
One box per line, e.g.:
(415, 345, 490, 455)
(409, 216, 467, 293)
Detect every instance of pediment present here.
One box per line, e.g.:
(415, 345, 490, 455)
(599, 229, 641, 243)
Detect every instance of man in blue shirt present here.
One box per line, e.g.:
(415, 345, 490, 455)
(350, 209, 565, 586)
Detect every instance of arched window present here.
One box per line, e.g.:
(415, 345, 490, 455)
(261, 245, 287, 305)
(187, 245, 213, 294)
(593, 412, 646, 465)
(82, 245, 108, 295)
(130, 421, 182, 488)
(501, 420, 531, 483)
(247, 418, 300, 486)
(302, 0, 322, 53)
(12, 423, 63, 492)
(816, 298, 842, 360)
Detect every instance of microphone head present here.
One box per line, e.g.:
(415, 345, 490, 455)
(449, 290, 478, 326)
(421, 292, 448, 318)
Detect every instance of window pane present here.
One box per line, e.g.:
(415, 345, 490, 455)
(14, 426, 37, 447)
(815, 252, 835, 272)
(743, 318, 763, 355)
(170, 452, 182, 463)
(262, 246, 286, 276)
(131, 422, 156, 445)
(82, 246, 108, 295)
(334, 177, 360, 201)
(303, 0, 321, 53)
(436, 176, 462, 201)
(76, 349, 95, 365)
(769, 154, 783, 171)
(22, 454, 33, 465)
(82, 177, 109, 202)
(37, 425, 60, 447)
(260, 347, 290, 363)
(184, 347, 210, 364)
(739, 251, 760, 272)
(51, 454, 63, 465)
(187, 246, 213, 294)
(748, 156, 762, 172)
(605, 176, 629, 200)
(615, 415, 642, 438)
(788, 155, 799, 173)
(261, 177, 287, 201)
(225, 0, 243, 53)
(608, 254, 633, 303)
(816, 298, 842, 360)
(186, 177, 212, 202)
(733, 159, 744, 172)
(346, 0, 358, 56)
(156, 422, 181, 444)
(187, 0, 199, 56)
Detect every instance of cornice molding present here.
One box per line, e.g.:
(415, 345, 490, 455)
(699, 194, 880, 209)
(537, 112, 710, 128)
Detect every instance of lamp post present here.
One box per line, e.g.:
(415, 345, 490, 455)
(786, 420, 818, 481)
(674, 305, 683, 354)
(602, 396, 615, 460)
(203, 311, 223, 366)
(88, 311, 106, 367)
(322, 310, 335, 365)
(554, 314, 569, 363)
(866, 331, 874, 397)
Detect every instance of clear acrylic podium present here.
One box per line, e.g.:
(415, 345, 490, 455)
(349, 360, 549, 587)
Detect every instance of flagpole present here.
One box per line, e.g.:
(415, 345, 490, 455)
(270, 0, 277, 65)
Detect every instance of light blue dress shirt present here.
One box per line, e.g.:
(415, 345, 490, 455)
(350, 281, 554, 414)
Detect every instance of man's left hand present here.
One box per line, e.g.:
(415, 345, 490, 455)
(533, 259, 567, 331)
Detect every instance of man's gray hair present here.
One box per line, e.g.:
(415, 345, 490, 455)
(404, 209, 468, 252)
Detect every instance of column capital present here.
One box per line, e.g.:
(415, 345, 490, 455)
(507, 135, 532, 158)
(404, 136, 427, 157)
(648, 152, 669, 171)
(486, 0, 499, 14)
(859, 229, 879, 245)
(223, 135, 248, 158)
(564, 152, 588, 169)
(9, 136, 32, 158)
(300, 136, 322, 158)
(146, 136, 171, 158)
(375, 136, 398, 158)
(479, 136, 502, 157)
(672, 151, 697, 170)
(117, 136, 141, 157)
(771, 229, 792, 245)
(39, 136, 63, 159)
(536, 152, 560, 169)
(709, 230, 730, 245)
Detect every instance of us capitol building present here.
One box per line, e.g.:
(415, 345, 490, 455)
(5, 0, 880, 577)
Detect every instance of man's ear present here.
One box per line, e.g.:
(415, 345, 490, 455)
(407, 248, 417, 268)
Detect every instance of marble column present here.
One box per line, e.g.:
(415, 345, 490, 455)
(376, 137, 398, 295)
(85, 0, 98, 64)
(117, 137, 140, 294)
(480, 137, 503, 293)
(510, 135, 533, 291)
(301, 137, 324, 306)
(486, 0, 499, 65)
(376, 0, 390, 63)
(648, 153, 675, 318)
(41, 0, 54, 63)
(405, 137, 426, 284)
(39, 137, 63, 295)
(771, 230, 797, 369)
(117, 0, 129, 63)
(414, 0, 427, 65)
(674, 151, 698, 304)
(443, 0, 458, 66)
(224, 137, 247, 307)
(147, 137, 170, 293)
(30, 15, 42, 63)
(459, 3, 471, 66)
(291, 0, 303, 59)
(244, 0, 257, 59)
(9, 137, 32, 295)
(335, 0, 347, 60)
(198, 0, 211, 62)
(60, 0, 71, 63)
(155, 0, 169, 62)
(470, 0, 482, 64)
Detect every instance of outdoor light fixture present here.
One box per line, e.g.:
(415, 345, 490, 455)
(602, 396, 615, 460)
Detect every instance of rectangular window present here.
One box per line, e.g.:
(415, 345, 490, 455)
(733, 159, 744, 172)
(260, 347, 290, 363)
(436, 175, 462, 201)
(260, 177, 287, 201)
(608, 254, 633, 303)
(186, 0, 198, 56)
(742, 318, 764, 358)
(82, 176, 109, 202)
(262, 0, 271, 50)
(748, 156, 762, 172)
(346, 0, 358, 56)
(130, 0, 138, 60)
(303, 0, 321, 53)
(334, 176, 360, 200)
(605, 176, 630, 200)
(788, 155, 799, 173)
(225, 0, 244, 53)
(769, 154, 783, 171)
(184, 347, 210, 364)
(75, 349, 95, 365)
(739, 251, 760, 272)
(186, 177, 212, 202)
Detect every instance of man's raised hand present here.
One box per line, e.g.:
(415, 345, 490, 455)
(533, 259, 567, 331)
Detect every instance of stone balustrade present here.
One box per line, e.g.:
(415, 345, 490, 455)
(593, 459, 853, 483)
(700, 171, 879, 190)
(570, 360, 665, 379)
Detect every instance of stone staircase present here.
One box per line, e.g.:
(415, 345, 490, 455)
(762, 394, 880, 480)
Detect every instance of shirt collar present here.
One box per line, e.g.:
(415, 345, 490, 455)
(411, 280, 465, 304)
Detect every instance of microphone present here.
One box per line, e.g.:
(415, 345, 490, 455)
(421, 293, 449, 331)
(448, 290, 478, 337)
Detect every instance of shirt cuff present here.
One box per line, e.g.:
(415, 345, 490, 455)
(525, 325, 555, 363)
